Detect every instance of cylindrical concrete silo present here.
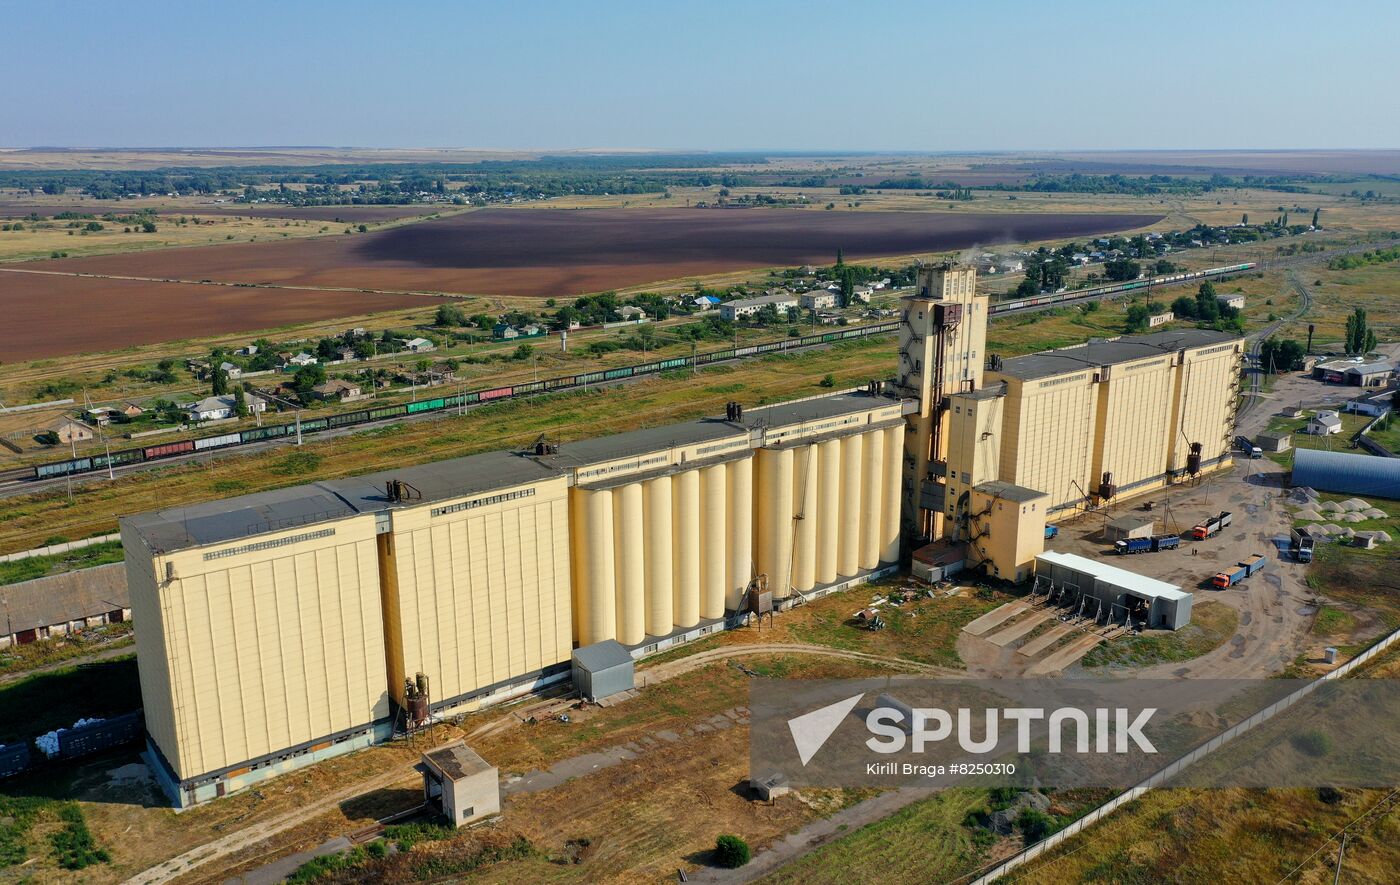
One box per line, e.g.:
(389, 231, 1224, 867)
(880, 424, 904, 563)
(727, 456, 754, 610)
(837, 433, 863, 577)
(756, 447, 795, 598)
(612, 482, 646, 645)
(699, 463, 728, 619)
(815, 438, 841, 585)
(859, 430, 884, 570)
(643, 476, 674, 637)
(570, 487, 617, 645)
(791, 445, 818, 592)
(673, 468, 701, 627)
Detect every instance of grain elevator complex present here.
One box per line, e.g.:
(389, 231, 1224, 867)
(122, 264, 1243, 806)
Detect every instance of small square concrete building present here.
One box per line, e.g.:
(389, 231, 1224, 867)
(1104, 515, 1155, 542)
(1257, 431, 1292, 453)
(420, 741, 500, 827)
(572, 639, 635, 702)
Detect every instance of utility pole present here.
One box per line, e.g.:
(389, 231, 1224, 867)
(1333, 831, 1347, 885)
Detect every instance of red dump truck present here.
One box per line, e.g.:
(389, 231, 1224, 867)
(1212, 553, 1267, 589)
(1189, 511, 1232, 541)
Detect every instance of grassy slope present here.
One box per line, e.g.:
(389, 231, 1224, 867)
(1080, 600, 1238, 669)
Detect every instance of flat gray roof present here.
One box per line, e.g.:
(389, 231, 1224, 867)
(423, 740, 493, 779)
(742, 390, 901, 430)
(124, 450, 559, 554)
(995, 330, 1239, 381)
(124, 389, 908, 554)
(975, 480, 1047, 503)
(530, 418, 744, 470)
(952, 382, 1007, 402)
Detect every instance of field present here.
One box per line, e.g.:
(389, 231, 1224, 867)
(17, 207, 1162, 297)
(0, 273, 436, 362)
(0, 197, 457, 223)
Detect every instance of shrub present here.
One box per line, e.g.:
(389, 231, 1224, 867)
(1016, 808, 1060, 845)
(714, 834, 751, 868)
(1292, 730, 1333, 757)
(50, 804, 110, 870)
(819, 373, 835, 388)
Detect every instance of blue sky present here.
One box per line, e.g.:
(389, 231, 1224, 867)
(4, 0, 1396, 150)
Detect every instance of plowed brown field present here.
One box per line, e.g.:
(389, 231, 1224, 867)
(4, 207, 1160, 360)
(0, 274, 435, 362)
(23, 207, 1160, 297)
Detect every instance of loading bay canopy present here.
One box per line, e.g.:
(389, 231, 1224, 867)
(1034, 550, 1193, 630)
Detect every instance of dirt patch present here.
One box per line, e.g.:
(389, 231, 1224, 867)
(22, 207, 1162, 301)
(0, 274, 435, 362)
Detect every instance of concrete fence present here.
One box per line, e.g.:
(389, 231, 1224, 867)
(0, 398, 75, 414)
(0, 533, 122, 564)
(1354, 410, 1396, 458)
(967, 623, 1400, 884)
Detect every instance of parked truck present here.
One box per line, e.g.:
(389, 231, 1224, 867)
(1116, 534, 1180, 554)
(1212, 553, 1267, 589)
(1296, 536, 1315, 563)
(1212, 565, 1248, 589)
(1044, 525, 1058, 540)
(1290, 528, 1315, 563)
(1189, 511, 1232, 541)
(1115, 537, 1152, 554)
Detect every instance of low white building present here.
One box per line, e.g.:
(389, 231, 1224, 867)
(219, 361, 244, 379)
(186, 394, 266, 422)
(405, 337, 436, 353)
(287, 352, 317, 367)
(799, 291, 838, 310)
(719, 293, 799, 321)
(1219, 294, 1246, 311)
(1304, 410, 1343, 436)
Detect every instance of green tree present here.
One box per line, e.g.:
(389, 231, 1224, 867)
(1103, 258, 1141, 282)
(211, 367, 228, 396)
(234, 386, 249, 418)
(835, 247, 844, 267)
(1344, 307, 1374, 354)
(1241, 213, 1248, 225)
(839, 266, 855, 306)
(1125, 304, 1151, 333)
(435, 304, 466, 326)
(292, 363, 327, 396)
(1312, 207, 1320, 228)
(714, 835, 751, 868)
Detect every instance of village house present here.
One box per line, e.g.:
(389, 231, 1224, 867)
(44, 418, 95, 445)
(405, 337, 436, 353)
(310, 379, 364, 403)
(185, 394, 266, 422)
(1304, 409, 1343, 436)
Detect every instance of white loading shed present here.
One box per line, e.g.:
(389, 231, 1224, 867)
(1035, 550, 1193, 630)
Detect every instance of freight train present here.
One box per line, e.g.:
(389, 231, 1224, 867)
(33, 323, 898, 479)
(31, 261, 1257, 481)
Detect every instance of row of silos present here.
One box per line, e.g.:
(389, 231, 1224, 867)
(571, 458, 753, 647)
(569, 424, 905, 648)
(754, 425, 904, 599)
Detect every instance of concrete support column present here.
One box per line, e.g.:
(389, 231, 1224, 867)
(837, 433, 863, 577)
(880, 425, 904, 563)
(791, 445, 819, 593)
(612, 482, 646, 646)
(726, 456, 754, 610)
(569, 487, 616, 646)
(815, 438, 841, 585)
(643, 476, 673, 637)
(756, 447, 795, 598)
(672, 469, 701, 627)
(699, 464, 728, 619)
(859, 430, 884, 570)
